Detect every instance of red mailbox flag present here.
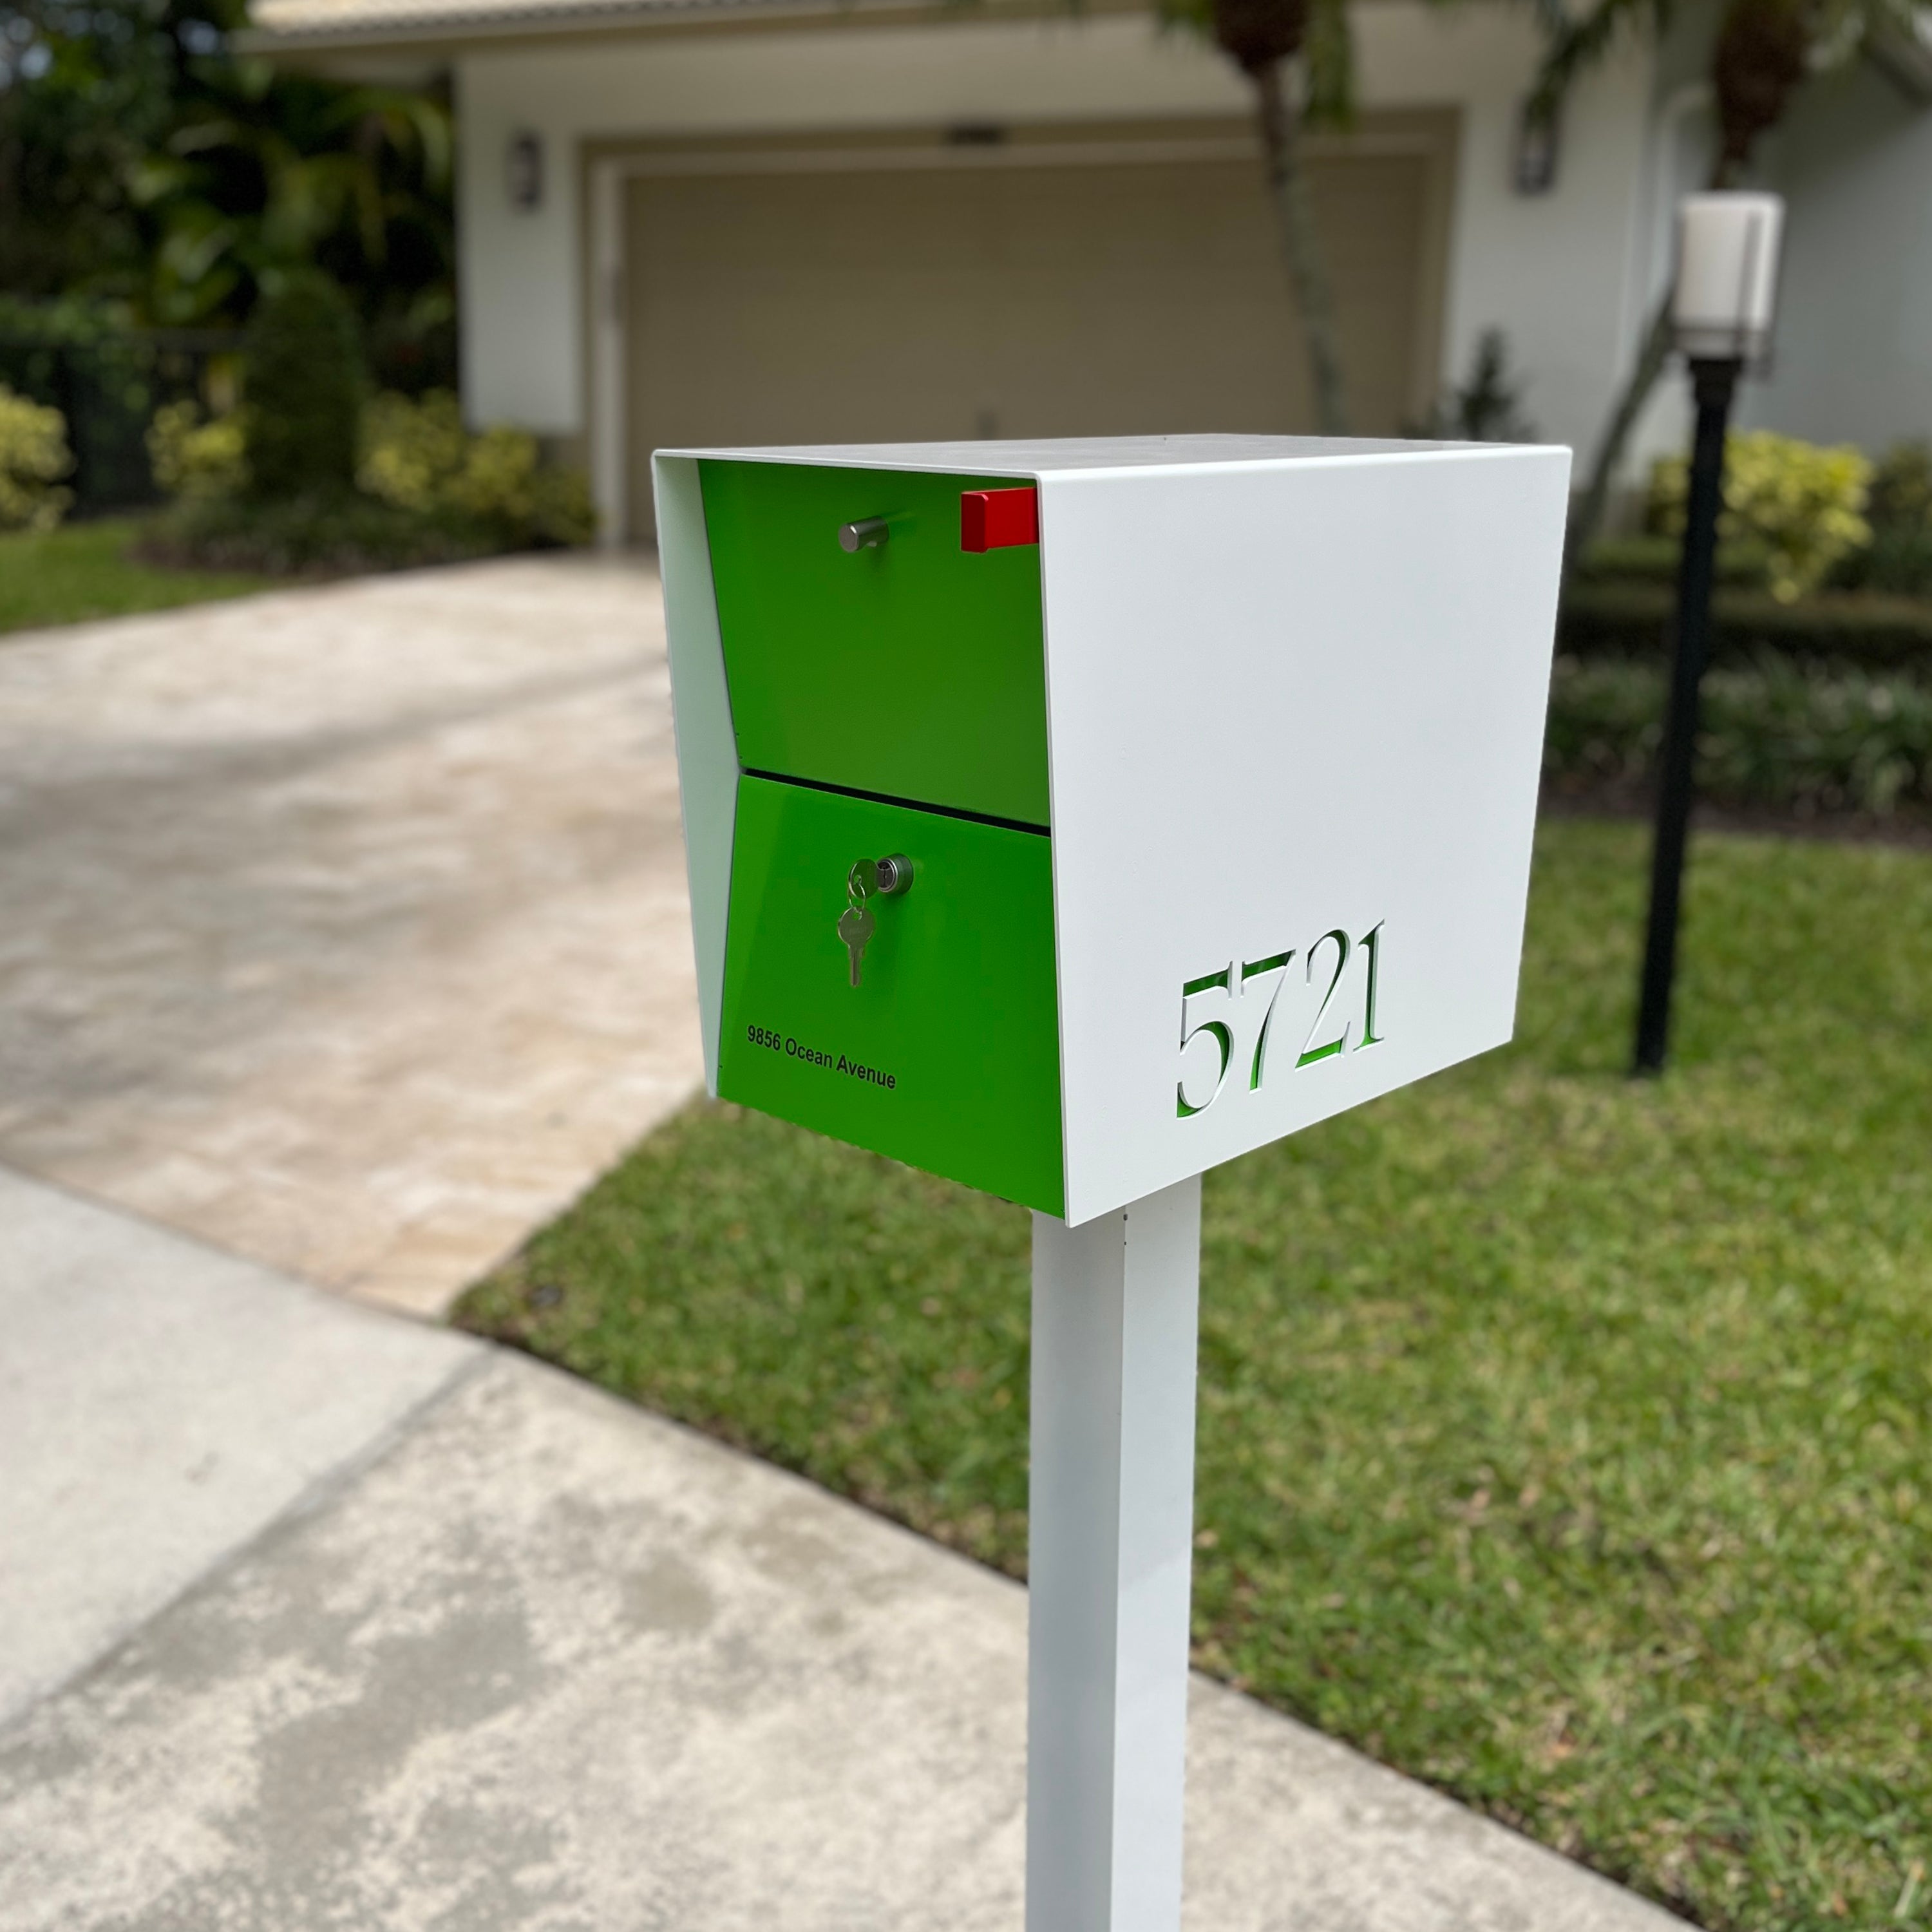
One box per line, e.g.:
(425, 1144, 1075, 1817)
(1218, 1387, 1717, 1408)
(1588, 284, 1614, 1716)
(960, 487, 1039, 553)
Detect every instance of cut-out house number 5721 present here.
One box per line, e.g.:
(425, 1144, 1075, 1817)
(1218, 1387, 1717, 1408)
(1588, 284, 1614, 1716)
(1177, 923, 1385, 1117)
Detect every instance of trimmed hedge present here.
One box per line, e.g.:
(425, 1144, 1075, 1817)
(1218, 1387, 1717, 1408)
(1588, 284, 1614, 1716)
(137, 491, 505, 576)
(1558, 581, 1932, 672)
(1545, 652, 1932, 815)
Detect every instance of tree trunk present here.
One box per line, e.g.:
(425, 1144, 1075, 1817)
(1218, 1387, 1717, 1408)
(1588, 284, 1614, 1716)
(1565, 289, 1676, 565)
(1565, 0, 1806, 562)
(1253, 58, 1350, 436)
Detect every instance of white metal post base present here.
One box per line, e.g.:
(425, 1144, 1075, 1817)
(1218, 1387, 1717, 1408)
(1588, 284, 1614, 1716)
(1027, 1175, 1202, 1932)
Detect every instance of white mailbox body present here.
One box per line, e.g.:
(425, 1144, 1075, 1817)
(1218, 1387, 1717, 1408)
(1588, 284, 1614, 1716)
(656, 435, 1571, 1226)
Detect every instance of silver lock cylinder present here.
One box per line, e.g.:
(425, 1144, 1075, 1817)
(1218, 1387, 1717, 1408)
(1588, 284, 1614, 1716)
(848, 854, 913, 900)
(838, 517, 890, 553)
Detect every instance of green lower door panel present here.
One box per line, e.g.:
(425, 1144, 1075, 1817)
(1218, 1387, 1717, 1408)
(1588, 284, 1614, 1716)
(700, 460, 1050, 827)
(717, 775, 1064, 1215)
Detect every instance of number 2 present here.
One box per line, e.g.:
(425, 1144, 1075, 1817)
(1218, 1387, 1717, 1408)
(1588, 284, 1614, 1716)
(1294, 930, 1351, 1068)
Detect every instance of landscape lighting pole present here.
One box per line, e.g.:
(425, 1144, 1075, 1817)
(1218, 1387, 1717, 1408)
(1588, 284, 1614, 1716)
(1633, 193, 1784, 1076)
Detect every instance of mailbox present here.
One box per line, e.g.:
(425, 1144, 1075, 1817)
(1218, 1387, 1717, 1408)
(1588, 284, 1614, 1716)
(654, 437, 1570, 1225)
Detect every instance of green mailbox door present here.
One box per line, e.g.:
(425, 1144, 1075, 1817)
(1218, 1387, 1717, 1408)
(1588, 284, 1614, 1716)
(700, 460, 1050, 828)
(716, 776, 1063, 1213)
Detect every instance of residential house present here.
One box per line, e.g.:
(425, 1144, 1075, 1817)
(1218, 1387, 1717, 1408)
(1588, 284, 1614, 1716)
(243, 0, 1932, 542)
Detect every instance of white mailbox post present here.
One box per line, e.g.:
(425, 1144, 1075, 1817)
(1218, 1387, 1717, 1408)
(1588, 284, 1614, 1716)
(655, 435, 1571, 1930)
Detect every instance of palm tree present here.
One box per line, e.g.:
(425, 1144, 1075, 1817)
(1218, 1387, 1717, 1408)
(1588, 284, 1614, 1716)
(1546, 0, 1927, 560)
(133, 71, 452, 328)
(1160, 0, 1359, 433)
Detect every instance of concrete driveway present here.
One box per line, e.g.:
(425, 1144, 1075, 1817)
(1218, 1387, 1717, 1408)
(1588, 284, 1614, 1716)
(0, 554, 702, 1315)
(0, 1167, 1680, 1932)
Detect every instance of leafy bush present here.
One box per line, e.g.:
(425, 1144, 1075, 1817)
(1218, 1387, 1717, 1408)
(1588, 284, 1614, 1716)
(1830, 526, 1932, 598)
(146, 400, 247, 501)
(142, 384, 593, 573)
(359, 390, 593, 547)
(1832, 442, 1932, 597)
(1868, 440, 1932, 535)
(1545, 652, 1932, 815)
(1571, 533, 1772, 588)
(0, 383, 75, 533)
(243, 274, 365, 502)
(1558, 577, 1932, 670)
(1408, 329, 1537, 442)
(1649, 431, 1872, 605)
(1, 298, 242, 514)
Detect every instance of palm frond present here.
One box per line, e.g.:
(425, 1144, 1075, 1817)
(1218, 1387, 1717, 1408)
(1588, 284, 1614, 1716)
(1528, 0, 1671, 117)
(1303, 0, 1356, 127)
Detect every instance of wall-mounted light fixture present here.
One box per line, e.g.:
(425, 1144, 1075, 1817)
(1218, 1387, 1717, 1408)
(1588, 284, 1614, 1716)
(507, 131, 544, 213)
(1512, 95, 1561, 196)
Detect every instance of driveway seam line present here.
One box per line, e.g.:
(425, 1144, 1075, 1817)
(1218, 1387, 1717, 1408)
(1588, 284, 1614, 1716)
(0, 1345, 495, 1739)
(0, 1155, 379, 1314)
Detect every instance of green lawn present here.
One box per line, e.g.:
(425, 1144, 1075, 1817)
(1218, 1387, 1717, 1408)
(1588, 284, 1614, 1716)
(0, 518, 276, 635)
(457, 817, 1932, 1932)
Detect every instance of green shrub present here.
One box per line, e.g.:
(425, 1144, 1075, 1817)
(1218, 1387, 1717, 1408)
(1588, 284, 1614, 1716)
(243, 274, 365, 502)
(0, 298, 182, 514)
(1406, 328, 1537, 442)
(143, 385, 593, 573)
(1832, 443, 1932, 595)
(1545, 651, 1932, 814)
(357, 389, 466, 513)
(146, 400, 248, 502)
(359, 390, 594, 547)
(140, 491, 502, 576)
(0, 383, 74, 533)
(1868, 440, 1932, 535)
(1830, 527, 1932, 599)
(1571, 533, 1772, 589)
(1558, 578, 1932, 670)
(1649, 431, 1873, 605)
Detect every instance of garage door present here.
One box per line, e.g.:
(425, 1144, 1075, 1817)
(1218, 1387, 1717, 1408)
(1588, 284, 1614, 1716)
(621, 122, 1451, 539)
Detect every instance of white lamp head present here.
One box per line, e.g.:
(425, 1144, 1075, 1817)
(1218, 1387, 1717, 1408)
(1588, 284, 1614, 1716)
(1672, 192, 1785, 365)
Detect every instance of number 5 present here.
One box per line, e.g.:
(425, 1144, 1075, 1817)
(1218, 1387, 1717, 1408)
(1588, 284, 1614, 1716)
(1177, 967, 1233, 1117)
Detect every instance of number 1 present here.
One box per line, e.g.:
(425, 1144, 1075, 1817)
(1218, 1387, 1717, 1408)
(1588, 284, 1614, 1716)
(1358, 922, 1385, 1049)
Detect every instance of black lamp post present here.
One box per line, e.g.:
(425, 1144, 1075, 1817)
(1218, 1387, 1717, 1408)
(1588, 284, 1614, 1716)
(1632, 193, 1785, 1077)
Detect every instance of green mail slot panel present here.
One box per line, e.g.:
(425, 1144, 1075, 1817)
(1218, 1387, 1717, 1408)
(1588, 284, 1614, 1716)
(716, 777, 1064, 1214)
(699, 460, 1050, 828)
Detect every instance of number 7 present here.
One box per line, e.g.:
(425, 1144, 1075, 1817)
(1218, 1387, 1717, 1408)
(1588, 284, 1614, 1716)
(1240, 951, 1293, 1089)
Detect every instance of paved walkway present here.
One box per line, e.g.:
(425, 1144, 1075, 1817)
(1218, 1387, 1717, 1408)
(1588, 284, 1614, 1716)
(0, 1167, 1680, 1932)
(0, 554, 702, 1316)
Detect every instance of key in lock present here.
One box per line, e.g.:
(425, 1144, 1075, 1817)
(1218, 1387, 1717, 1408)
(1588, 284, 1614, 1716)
(838, 853, 912, 987)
